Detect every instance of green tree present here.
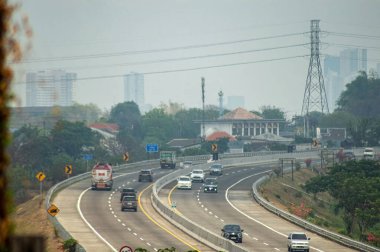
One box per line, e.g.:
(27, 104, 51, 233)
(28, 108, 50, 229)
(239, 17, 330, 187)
(260, 105, 285, 120)
(305, 160, 380, 236)
(51, 120, 100, 160)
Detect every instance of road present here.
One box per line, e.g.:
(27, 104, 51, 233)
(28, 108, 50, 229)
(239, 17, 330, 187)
(54, 168, 214, 252)
(167, 164, 357, 252)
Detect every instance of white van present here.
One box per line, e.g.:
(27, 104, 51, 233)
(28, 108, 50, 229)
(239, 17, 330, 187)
(363, 148, 375, 159)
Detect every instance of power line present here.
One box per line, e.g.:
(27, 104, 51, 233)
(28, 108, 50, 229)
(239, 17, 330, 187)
(18, 32, 309, 63)
(14, 54, 307, 85)
(22, 43, 309, 71)
(325, 31, 380, 40)
(325, 43, 380, 51)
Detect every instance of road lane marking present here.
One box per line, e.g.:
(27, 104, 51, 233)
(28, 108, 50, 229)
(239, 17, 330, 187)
(139, 184, 201, 252)
(225, 170, 324, 252)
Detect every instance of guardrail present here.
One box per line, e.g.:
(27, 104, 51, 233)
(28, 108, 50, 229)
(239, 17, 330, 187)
(151, 151, 320, 252)
(252, 167, 380, 252)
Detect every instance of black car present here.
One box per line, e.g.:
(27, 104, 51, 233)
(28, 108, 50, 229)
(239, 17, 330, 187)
(221, 224, 243, 243)
(121, 195, 137, 212)
(138, 169, 153, 182)
(203, 178, 218, 193)
(209, 163, 223, 176)
(120, 188, 137, 202)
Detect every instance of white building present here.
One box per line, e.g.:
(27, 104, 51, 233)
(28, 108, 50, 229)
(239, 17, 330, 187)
(124, 72, 145, 112)
(26, 70, 76, 107)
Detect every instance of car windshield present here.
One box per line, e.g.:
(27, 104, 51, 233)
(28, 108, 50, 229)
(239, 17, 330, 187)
(205, 179, 217, 185)
(122, 188, 135, 192)
(123, 196, 136, 201)
(184, 161, 192, 164)
(179, 177, 190, 181)
(292, 233, 307, 240)
(225, 225, 241, 232)
(141, 171, 151, 174)
(211, 164, 222, 169)
(192, 170, 203, 174)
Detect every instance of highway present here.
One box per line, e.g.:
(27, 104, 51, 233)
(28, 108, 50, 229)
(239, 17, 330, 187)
(54, 157, 360, 252)
(166, 164, 357, 252)
(54, 168, 214, 251)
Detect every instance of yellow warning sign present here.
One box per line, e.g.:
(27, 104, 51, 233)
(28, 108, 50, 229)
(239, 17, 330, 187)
(36, 171, 46, 182)
(65, 165, 72, 174)
(47, 204, 60, 217)
(211, 144, 218, 153)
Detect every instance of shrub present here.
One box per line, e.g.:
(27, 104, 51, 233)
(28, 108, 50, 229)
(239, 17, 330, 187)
(305, 158, 312, 168)
(294, 191, 302, 198)
(63, 238, 77, 252)
(275, 194, 281, 199)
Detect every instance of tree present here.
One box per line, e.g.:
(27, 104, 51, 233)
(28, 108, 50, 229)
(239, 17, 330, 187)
(142, 108, 178, 146)
(50, 120, 100, 160)
(305, 160, 380, 236)
(109, 101, 142, 139)
(260, 105, 285, 120)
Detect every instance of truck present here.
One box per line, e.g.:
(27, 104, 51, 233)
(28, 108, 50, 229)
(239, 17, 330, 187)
(160, 151, 176, 169)
(91, 162, 113, 190)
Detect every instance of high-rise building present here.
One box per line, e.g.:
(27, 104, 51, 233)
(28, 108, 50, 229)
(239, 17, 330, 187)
(26, 70, 76, 107)
(124, 72, 145, 112)
(340, 48, 367, 81)
(324, 55, 341, 111)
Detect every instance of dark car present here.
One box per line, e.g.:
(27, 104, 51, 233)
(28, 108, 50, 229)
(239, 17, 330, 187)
(120, 188, 137, 202)
(343, 150, 356, 161)
(221, 224, 243, 243)
(209, 163, 223, 176)
(121, 195, 137, 212)
(138, 169, 153, 182)
(203, 178, 218, 193)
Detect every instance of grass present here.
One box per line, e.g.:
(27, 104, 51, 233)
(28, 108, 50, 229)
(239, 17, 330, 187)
(11, 194, 64, 251)
(260, 168, 346, 233)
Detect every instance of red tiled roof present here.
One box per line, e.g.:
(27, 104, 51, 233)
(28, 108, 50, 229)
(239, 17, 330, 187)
(206, 131, 236, 141)
(89, 123, 119, 133)
(219, 107, 263, 120)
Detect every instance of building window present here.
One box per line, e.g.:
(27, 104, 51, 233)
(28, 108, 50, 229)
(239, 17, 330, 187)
(256, 126, 260, 135)
(232, 123, 237, 135)
(261, 123, 265, 134)
(243, 123, 248, 136)
(237, 123, 242, 136)
(250, 123, 254, 136)
(273, 128, 278, 135)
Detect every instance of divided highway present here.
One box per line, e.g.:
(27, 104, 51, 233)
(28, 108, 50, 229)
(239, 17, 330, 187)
(166, 164, 357, 252)
(53, 152, 364, 252)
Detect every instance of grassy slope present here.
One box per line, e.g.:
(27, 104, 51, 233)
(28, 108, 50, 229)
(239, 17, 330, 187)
(12, 195, 63, 252)
(259, 168, 346, 233)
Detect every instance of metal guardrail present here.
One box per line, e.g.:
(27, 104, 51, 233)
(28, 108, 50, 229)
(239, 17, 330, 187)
(151, 151, 320, 252)
(252, 169, 380, 252)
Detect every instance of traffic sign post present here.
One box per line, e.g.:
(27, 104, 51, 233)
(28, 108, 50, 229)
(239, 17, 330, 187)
(146, 143, 159, 153)
(123, 152, 129, 162)
(36, 171, 46, 199)
(47, 204, 60, 217)
(83, 154, 93, 171)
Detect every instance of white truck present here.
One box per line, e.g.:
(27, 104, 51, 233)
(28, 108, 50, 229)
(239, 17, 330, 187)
(160, 151, 176, 169)
(91, 163, 113, 190)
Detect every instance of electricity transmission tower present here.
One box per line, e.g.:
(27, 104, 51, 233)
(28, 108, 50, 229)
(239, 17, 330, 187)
(301, 20, 329, 137)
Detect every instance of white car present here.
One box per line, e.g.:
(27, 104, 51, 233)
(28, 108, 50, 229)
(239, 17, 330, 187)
(363, 148, 375, 159)
(287, 232, 310, 252)
(190, 169, 205, 182)
(177, 176, 192, 190)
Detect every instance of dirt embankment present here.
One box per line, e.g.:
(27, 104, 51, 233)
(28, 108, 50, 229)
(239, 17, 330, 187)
(12, 195, 64, 252)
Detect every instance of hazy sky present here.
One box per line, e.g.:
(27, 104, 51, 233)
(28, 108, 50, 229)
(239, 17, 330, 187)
(11, 0, 380, 116)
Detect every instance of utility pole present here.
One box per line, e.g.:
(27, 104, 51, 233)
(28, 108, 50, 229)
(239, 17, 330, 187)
(301, 20, 329, 138)
(201, 77, 205, 141)
(218, 90, 224, 117)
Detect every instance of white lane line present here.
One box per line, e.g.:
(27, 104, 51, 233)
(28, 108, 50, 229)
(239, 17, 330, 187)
(147, 242, 151, 246)
(111, 211, 114, 214)
(204, 208, 208, 211)
(77, 188, 117, 252)
(220, 219, 224, 222)
(154, 248, 158, 251)
(214, 215, 218, 218)
(263, 242, 269, 246)
(225, 170, 324, 252)
(122, 223, 126, 226)
(140, 237, 144, 241)
(209, 211, 213, 215)
(253, 237, 258, 240)
(113, 214, 117, 218)
(117, 219, 121, 222)
(127, 227, 131, 231)
(275, 248, 280, 251)
(133, 232, 137, 236)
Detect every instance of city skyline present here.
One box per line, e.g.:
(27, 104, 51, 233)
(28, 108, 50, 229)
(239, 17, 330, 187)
(10, 0, 380, 116)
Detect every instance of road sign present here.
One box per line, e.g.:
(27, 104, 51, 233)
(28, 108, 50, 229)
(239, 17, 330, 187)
(47, 204, 60, 217)
(146, 143, 159, 153)
(123, 152, 129, 161)
(119, 245, 133, 252)
(211, 143, 218, 153)
(65, 165, 72, 175)
(35, 171, 46, 182)
(83, 154, 93, 161)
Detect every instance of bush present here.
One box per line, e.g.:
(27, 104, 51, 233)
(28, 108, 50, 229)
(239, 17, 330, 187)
(63, 238, 77, 252)
(275, 194, 281, 199)
(294, 191, 302, 198)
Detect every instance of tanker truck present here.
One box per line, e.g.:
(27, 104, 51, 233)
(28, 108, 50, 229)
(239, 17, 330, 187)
(91, 162, 113, 190)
